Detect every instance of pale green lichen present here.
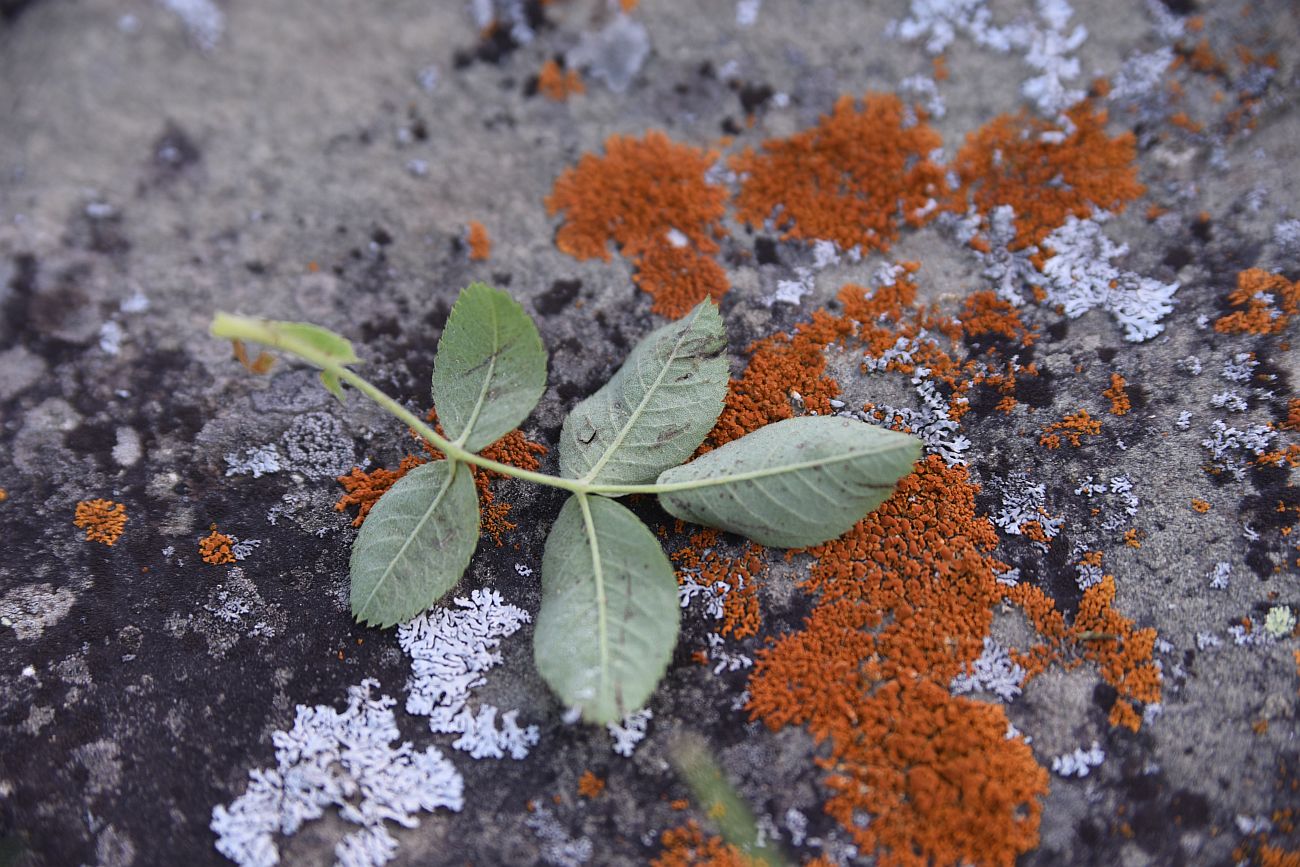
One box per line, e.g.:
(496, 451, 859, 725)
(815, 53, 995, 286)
(1263, 605, 1296, 639)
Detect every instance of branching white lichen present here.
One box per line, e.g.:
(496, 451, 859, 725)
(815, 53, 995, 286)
(524, 802, 594, 866)
(890, 0, 1086, 115)
(1208, 561, 1231, 591)
(1038, 215, 1179, 342)
(857, 335, 971, 466)
(991, 471, 1063, 542)
(398, 589, 539, 761)
(951, 637, 1026, 701)
(211, 680, 464, 867)
(1050, 741, 1105, 777)
(607, 708, 653, 757)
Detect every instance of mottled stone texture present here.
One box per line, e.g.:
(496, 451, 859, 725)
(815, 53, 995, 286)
(1, 0, 1299, 865)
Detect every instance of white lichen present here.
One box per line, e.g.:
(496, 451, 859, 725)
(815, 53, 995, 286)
(398, 589, 539, 760)
(950, 637, 1026, 701)
(210, 680, 463, 867)
(607, 708, 652, 757)
(1038, 214, 1179, 342)
(1051, 741, 1104, 777)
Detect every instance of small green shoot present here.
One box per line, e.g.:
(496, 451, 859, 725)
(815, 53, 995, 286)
(211, 282, 922, 723)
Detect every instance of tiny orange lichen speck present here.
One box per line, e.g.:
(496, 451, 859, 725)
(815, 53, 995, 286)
(467, 221, 491, 261)
(1039, 409, 1101, 449)
(1104, 373, 1131, 415)
(200, 529, 237, 565)
(538, 58, 585, 101)
(730, 93, 945, 253)
(577, 771, 605, 799)
(1192, 498, 1211, 513)
(74, 499, 128, 546)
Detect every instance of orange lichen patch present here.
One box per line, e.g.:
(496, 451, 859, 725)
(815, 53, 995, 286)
(577, 771, 605, 799)
(1184, 37, 1227, 76)
(671, 528, 765, 639)
(546, 131, 724, 262)
(1104, 373, 1131, 416)
(749, 457, 1048, 865)
(708, 269, 950, 449)
(634, 242, 730, 318)
(952, 104, 1144, 249)
(960, 291, 1037, 347)
(336, 455, 428, 527)
(971, 360, 1040, 416)
(1123, 528, 1142, 549)
(618, 0, 639, 11)
(1009, 575, 1161, 732)
(74, 499, 127, 546)
(538, 58, 584, 101)
(1039, 409, 1101, 448)
(932, 55, 949, 81)
(0, 487, 7, 503)
(1169, 111, 1204, 133)
(467, 221, 491, 261)
(337, 415, 546, 545)
(1073, 575, 1161, 729)
(1284, 399, 1300, 431)
(707, 310, 847, 448)
(1258, 844, 1300, 867)
(651, 821, 755, 867)
(546, 131, 729, 312)
(200, 529, 236, 565)
(1192, 498, 1211, 513)
(1214, 269, 1300, 335)
(670, 799, 690, 811)
(730, 93, 946, 253)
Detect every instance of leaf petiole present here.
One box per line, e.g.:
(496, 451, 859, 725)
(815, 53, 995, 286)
(212, 312, 746, 499)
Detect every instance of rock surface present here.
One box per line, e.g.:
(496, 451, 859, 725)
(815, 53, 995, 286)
(1, 0, 1298, 865)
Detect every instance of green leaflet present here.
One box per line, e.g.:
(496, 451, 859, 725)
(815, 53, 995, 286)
(350, 460, 479, 627)
(273, 321, 361, 366)
(656, 416, 922, 548)
(534, 495, 679, 724)
(432, 282, 548, 452)
(558, 299, 728, 486)
(210, 314, 360, 402)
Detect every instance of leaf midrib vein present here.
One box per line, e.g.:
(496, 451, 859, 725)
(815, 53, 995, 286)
(665, 442, 913, 491)
(580, 306, 706, 484)
(454, 299, 501, 448)
(357, 463, 458, 619)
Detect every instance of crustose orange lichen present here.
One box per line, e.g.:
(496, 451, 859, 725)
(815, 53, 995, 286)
(545, 130, 729, 317)
(730, 92, 945, 253)
(200, 527, 237, 565)
(74, 498, 128, 546)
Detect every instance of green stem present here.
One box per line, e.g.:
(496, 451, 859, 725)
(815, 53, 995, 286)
(211, 312, 705, 498)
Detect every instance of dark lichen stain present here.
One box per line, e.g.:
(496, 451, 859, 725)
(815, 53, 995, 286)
(535, 279, 582, 316)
